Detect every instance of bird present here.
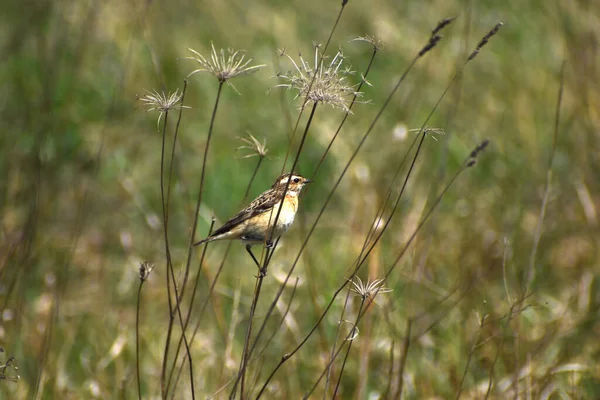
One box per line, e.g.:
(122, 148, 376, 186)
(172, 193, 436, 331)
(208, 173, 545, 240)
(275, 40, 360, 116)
(194, 173, 311, 271)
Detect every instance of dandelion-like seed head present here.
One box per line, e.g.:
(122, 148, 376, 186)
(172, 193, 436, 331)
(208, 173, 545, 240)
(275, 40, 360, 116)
(187, 43, 265, 92)
(273, 45, 362, 113)
(138, 88, 189, 130)
(350, 276, 393, 300)
(138, 261, 155, 282)
(237, 133, 269, 159)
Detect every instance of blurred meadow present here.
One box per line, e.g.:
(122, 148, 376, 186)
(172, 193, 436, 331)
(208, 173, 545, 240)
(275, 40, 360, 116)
(1, 0, 600, 398)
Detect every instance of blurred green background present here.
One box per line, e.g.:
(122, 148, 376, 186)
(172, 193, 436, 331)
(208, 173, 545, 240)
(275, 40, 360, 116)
(1, 0, 599, 398)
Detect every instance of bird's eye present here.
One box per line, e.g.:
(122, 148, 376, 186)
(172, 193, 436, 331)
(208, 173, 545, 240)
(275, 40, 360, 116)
(293, 178, 300, 183)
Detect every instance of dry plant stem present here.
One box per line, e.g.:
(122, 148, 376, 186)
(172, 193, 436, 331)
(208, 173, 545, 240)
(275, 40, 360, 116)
(161, 81, 224, 398)
(310, 143, 487, 400)
(323, 290, 352, 397)
(312, 45, 379, 179)
(510, 61, 565, 400)
(170, 155, 264, 395)
(276, 0, 347, 175)
(236, 274, 266, 399)
(455, 315, 486, 399)
(259, 102, 319, 271)
(136, 280, 145, 400)
(157, 105, 195, 400)
(380, 149, 484, 289)
(167, 264, 196, 400)
(323, 0, 348, 54)
(303, 298, 375, 399)
(255, 278, 300, 360)
(361, 44, 482, 260)
(327, 128, 439, 394)
(252, 30, 449, 396)
(382, 341, 395, 398)
(167, 220, 215, 400)
(168, 81, 189, 297)
(165, 81, 188, 235)
(332, 298, 366, 398)
(170, 158, 263, 393)
(395, 319, 412, 399)
(159, 109, 176, 398)
(231, 104, 319, 400)
(252, 0, 349, 299)
(485, 310, 512, 398)
(162, 83, 191, 394)
(480, 295, 532, 399)
(208, 279, 299, 400)
(524, 61, 565, 292)
(351, 22, 503, 292)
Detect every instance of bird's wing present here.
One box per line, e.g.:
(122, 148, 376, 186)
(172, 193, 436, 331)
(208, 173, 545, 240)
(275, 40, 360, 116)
(209, 188, 281, 238)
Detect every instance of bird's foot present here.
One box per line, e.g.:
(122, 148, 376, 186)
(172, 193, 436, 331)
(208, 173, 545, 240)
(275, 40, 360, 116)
(255, 266, 268, 278)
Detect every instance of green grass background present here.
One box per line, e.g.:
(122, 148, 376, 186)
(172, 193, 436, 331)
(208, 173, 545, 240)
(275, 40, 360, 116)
(1, 0, 599, 398)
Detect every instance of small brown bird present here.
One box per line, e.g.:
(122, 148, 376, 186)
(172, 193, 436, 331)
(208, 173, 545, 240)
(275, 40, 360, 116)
(194, 173, 311, 268)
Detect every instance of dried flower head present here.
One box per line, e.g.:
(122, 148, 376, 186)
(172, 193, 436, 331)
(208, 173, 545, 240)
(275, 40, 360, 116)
(187, 43, 265, 92)
(350, 276, 392, 300)
(409, 126, 446, 142)
(273, 45, 362, 112)
(351, 35, 384, 51)
(139, 88, 189, 130)
(236, 133, 269, 159)
(138, 261, 155, 282)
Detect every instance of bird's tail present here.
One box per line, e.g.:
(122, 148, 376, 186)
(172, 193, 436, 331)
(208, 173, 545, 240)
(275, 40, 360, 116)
(193, 237, 211, 246)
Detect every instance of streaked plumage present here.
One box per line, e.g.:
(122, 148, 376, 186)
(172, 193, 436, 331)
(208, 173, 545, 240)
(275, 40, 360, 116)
(194, 173, 311, 247)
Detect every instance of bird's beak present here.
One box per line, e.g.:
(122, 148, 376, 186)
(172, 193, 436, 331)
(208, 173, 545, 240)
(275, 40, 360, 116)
(304, 179, 313, 184)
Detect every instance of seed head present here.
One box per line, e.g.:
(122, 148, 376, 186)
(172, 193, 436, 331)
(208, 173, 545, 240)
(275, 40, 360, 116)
(187, 43, 265, 93)
(273, 45, 362, 113)
(350, 276, 392, 300)
(236, 133, 269, 159)
(138, 88, 189, 130)
(138, 261, 155, 282)
(351, 35, 384, 51)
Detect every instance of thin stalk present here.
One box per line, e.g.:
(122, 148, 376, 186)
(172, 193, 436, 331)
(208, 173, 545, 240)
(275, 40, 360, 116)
(166, 264, 196, 400)
(169, 156, 263, 394)
(249, 31, 441, 392)
(323, 289, 352, 397)
(332, 298, 366, 398)
(206, 278, 300, 400)
(159, 109, 175, 398)
(524, 61, 565, 292)
(259, 102, 319, 273)
(455, 314, 486, 399)
(167, 219, 215, 400)
(312, 44, 379, 179)
(165, 81, 188, 238)
(136, 280, 145, 400)
(162, 80, 224, 398)
(255, 138, 486, 398)
(230, 103, 320, 399)
(248, 21, 456, 364)
(277, 0, 348, 174)
(395, 319, 412, 399)
(303, 297, 373, 399)
(236, 274, 266, 399)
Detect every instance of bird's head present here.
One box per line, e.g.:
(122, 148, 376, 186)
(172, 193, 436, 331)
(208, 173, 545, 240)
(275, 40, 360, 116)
(273, 173, 312, 195)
